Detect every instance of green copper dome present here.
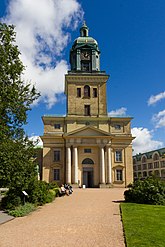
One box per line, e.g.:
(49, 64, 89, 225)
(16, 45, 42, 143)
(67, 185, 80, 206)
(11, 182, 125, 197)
(70, 22, 101, 73)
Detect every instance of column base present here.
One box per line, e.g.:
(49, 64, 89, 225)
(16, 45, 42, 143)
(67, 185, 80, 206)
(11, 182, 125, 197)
(99, 183, 113, 188)
(71, 184, 79, 188)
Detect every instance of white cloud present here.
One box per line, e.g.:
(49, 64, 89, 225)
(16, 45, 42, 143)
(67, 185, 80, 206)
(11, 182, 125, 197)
(148, 91, 165, 105)
(29, 136, 43, 147)
(152, 109, 165, 128)
(131, 127, 163, 155)
(2, 0, 83, 108)
(108, 107, 127, 117)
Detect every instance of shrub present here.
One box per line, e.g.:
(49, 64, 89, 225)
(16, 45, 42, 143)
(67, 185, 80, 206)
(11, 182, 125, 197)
(1, 189, 22, 210)
(124, 176, 165, 205)
(28, 180, 57, 205)
(8, 203, 36, 217)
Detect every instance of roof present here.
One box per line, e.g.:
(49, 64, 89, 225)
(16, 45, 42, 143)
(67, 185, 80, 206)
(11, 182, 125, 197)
(133, 147, 165, 160)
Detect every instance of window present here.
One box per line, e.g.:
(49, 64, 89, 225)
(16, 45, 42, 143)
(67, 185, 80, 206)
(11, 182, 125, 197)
(161, 169, 165, 178)
(84, 148, 91, 153)
(153, 153, 159, 161)
(54, 150, 60, 162)
(148, 163, 153, 169)
(138, 172, 142, 177)
(54, 169, 60, 181)
(138, 165, 141, 170)
(154, 162, 159, 168)
(161, 161, 165, 168)
(115, 125, 121, 130)
(133, 165, 137, 171)
(81, 62, 90, 71)
(154, 170, 160, 177)
(54, 124, 60, 129)
(133, 158, 137, 164)
(142, 164, 147, 170)
(93, 88, 97, 97)
(77, 88, 81, 97)
(84, 105, 90, 116)
(115, 150, 122, 162)
(82, 158, 94, 164)
(84, 85, 90, 97)
(143, 171, 147, 177)
(116, 169, 123, 181)
(142, 156, 147, 163)
(148, 171, 153, 176)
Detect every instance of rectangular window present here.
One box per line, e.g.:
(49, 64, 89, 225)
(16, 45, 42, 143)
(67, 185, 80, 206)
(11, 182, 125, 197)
(84, 148, 91, 153)
(115, 150, 122, 162)
(116, 169, 123, 181)
(54, 124, 60, 129)
(84, 105, 90, 116)
(143, 171, 147, 177)
(148, 163, 153, 169)
(148, 171, 153, 176)
(54, 169, 60, 181)
(93, 88, 97, 97)
(77, 88, 81, 97)
(154, 162, 159, 168)
(54, 150, 60, 162)
(138, 165, 141, 170)
(142, 164, 147, 170)
(161, 161, 165, 167)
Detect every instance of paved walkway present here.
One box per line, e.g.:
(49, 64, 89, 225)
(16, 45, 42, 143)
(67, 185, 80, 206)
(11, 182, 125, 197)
(0, 188, 125, 247)
(0, 211, 14, 224)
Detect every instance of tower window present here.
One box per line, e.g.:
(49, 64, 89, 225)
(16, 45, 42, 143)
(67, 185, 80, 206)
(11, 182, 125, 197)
(77, 88, 81, 97)
(81, 62, 90, 72)
(84, 105, 90, 116)
(54, 124, 60, 129)
(54, 150, 61, 162)
(84, 85, 90, 98)
(93, 88, 97, 97)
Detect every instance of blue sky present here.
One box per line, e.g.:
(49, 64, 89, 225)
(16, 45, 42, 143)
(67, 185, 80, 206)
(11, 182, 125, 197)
(0, 0, 165, 154)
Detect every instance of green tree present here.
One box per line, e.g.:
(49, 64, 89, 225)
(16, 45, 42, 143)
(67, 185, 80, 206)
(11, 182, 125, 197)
(0, 23, 40, 192)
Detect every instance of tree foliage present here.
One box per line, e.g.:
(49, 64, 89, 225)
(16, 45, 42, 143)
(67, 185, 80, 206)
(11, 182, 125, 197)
(0, 23, 40, 190)
(0, 23, 39, 140)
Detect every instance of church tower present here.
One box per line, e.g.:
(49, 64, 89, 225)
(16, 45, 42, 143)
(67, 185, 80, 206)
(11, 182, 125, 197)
(65, 21, 108, 117)
(41, 22, 134, 188)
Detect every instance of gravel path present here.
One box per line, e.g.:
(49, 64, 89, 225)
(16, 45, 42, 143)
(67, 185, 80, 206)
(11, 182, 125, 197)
(0, 188, 125, 247)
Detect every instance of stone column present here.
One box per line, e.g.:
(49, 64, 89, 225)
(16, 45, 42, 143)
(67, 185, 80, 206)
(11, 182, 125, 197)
(73, 146, 78, 184)
(107, 146, 112, 184)
(100, 146, 105, 184)
(66, 146, 71, 184)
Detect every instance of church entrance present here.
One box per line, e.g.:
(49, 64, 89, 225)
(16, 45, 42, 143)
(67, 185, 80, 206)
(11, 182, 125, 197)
(83, 167, 94, 188)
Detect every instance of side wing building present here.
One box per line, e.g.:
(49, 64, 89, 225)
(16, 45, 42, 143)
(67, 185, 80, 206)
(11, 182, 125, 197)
(41, 22, 134, 188)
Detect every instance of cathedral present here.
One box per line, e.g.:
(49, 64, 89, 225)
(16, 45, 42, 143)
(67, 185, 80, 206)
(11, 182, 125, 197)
(41, 22, 134, 188)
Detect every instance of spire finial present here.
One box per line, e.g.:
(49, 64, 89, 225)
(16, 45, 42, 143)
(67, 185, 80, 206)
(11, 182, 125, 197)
(80, 20, 89, 37)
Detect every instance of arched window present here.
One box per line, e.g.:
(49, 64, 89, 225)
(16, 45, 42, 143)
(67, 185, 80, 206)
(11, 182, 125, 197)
(141, 155, 147, 163)
(82, 158, 94, 164)
(84, 85, 90, 97)
(153, 153, 159, 161)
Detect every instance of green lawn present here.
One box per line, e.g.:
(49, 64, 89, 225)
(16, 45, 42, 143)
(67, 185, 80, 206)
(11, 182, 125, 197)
(120, 203, 165, 247)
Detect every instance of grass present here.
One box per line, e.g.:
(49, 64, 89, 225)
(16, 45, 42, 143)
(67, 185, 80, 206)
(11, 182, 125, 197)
(120, 203, 165, 247)
(8, 203, 36, 217)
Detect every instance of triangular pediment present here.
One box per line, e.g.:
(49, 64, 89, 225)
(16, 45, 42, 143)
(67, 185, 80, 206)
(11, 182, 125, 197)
(65, 126, 111, 137)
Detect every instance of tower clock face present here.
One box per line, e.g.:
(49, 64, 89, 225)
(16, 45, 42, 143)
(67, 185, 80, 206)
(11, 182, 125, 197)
(81, 51, 91, 60)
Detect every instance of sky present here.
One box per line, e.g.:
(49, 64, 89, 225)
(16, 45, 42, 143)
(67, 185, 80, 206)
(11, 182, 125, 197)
(0, 0, 165, 155)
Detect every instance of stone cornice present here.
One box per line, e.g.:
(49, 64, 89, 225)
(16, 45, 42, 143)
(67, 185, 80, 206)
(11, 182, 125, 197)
(65, 74, 109, 83)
